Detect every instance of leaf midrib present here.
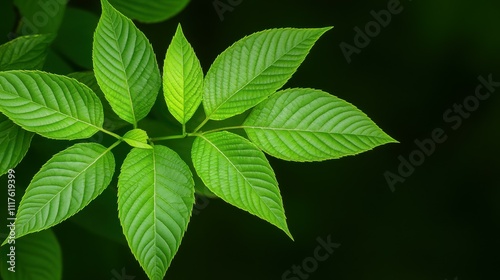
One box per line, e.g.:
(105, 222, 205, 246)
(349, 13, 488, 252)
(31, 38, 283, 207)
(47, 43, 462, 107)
(199, 134, 283, 222)
(205, 29, 319, 119)
(17, 145, 109, 235)
(0, 89, 102, 135)
(104, 13, 137, 126)
(242, 125, 392, 140)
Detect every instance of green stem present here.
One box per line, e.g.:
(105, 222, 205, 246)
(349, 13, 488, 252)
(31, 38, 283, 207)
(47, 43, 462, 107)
(150, 134, 186, 141)
(106, 138, 123, 152)
(193, 117, 210, 133)
(193, 126, 245, 135)
(98, 127, 122, 140)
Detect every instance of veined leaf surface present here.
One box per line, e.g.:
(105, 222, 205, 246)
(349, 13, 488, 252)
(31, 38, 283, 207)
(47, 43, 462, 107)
(203, 27, 331, 120)
(0, 114, 33, 175)
(0, 71, 104, 140)
(93, 0, 161, 126)
(244, 88, 397, 161)
(191, 131, 292, 239)
(0, 34, 54, 71)
(163, 24, 203, 125)
(118, 145, 194, 280)
(8, 143, 115, 242)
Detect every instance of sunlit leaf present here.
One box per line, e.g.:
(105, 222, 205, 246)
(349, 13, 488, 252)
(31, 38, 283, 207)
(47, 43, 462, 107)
(0, 114, 34, 176)
(244, 88, 397, 161)
(93, 0, 161, 126)
(118, 145, 194, 280)
(163, 24, 203, 125)
(203, 27, 331, 120)
(192, 131, 292, 239)
(6, 143, 115, 243)
(0, 71, 104, 140)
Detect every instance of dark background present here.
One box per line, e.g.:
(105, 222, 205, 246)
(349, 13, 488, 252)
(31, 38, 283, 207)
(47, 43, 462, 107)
(1, 0, 500, 279)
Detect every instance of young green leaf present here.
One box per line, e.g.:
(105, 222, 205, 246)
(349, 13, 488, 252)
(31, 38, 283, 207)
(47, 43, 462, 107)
(163, 24, 203, 125)
(191, 131, 292, 239)
(122, 128, 152, 149)
(0, 34, 55, 71)
(0, 71, 104, 140)
(93, 0, 161, 126)
(118, 145, 194, 280)
(109, 0, 189, 23)
(244, 88, 397, 161)
(203, 27, 331, 121)
(0, 229, 62, 280)
(0, 114, 34, 176)
(9, 143, 115, 243)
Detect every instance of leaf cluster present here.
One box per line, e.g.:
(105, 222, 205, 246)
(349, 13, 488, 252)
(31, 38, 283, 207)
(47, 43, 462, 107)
(0, 0, 396, 279)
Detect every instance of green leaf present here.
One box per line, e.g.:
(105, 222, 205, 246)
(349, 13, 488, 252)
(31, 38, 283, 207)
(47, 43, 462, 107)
(14, 0, 68, 35)
(109, 0, 189, 23)
(191, 131, 292, 239)
(0, 71, 104, 140)
(8, 143, 115, 243)
(163, 24, 203, 125)
(118, 145, 194, 280)
(244, 88, 398, 161)
(93, 0, 161, 126)
(0, 114, 34, 176)
(0, 229, 62, 279)
(122, 128, 152, 149)
(203, 27, 331, 121)
(67, 71, 129, 131)
(0, 34, 55, 71)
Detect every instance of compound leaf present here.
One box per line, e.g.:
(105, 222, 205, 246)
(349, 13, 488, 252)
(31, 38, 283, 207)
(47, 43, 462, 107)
(0, 229, 62, 280)
(8, 143, 115, 243)
(163, 24, 203, 125)
(203, 27, 331, 121)
(109, 0, 189, 23)
(191, 131, 292, 239)
(244, 88, 397, 161)
(118, 145, 194, 280)
(0, 71, 104, 140)
(93, 0, 161, 126)
(0, 34, 55, 71)
(0, 114, 34, 176)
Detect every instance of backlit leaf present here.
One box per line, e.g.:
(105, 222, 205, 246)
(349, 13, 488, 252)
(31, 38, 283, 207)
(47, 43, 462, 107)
(93, 0, 161, 126)
(191, 131, 292, 239)
(8, 143, 115, 242)
(0, 71, 104, 140)
(0, 114, 34, 176)
(163, 24, 203, 125)
(118, 145, 194, 280)
(203, 27, 331, 120)
(244, 88, 397, 161)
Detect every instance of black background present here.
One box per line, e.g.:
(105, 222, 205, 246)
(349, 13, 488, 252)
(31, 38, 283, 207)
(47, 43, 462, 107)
(1, 0, 500, 279)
